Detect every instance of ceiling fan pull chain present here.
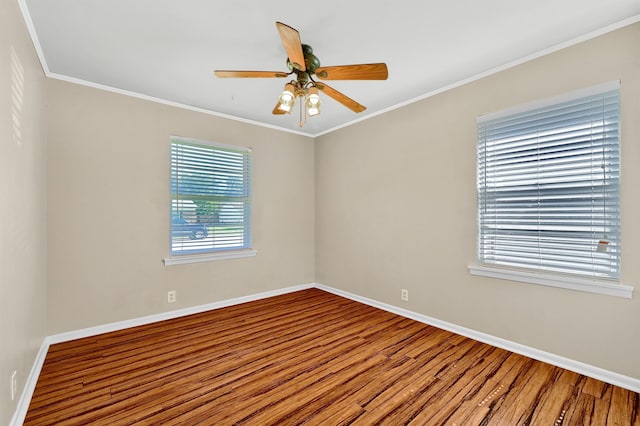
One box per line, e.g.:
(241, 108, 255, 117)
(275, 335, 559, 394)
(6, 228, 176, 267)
(299, 96, 304, 127)
(213, 21, 388, 127)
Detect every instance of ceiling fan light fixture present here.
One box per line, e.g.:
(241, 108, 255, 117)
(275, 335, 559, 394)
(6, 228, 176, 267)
(306, 86, 321, 117)
(277, 83, 296, 113)
(214, 21, 388, 126)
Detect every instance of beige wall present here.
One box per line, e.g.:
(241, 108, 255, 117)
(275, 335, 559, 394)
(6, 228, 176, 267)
(315, 23, 640, 379)
(4, 8, 639, 423)
(0, 0, 48, 422)
(46, 81, 315, 334)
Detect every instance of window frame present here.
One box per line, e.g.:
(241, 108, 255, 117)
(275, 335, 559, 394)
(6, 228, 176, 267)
(164, 136, 256, 265)
(470, 81, 633, 298)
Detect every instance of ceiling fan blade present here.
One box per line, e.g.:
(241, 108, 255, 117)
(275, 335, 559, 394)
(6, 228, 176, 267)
(315, 63, 388, 80)
(214, 70, 289, 78)
(275, 22, 306, 72)
(315, 82, 366, 113)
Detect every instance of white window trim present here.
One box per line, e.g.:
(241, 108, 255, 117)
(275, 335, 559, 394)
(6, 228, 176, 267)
(169, 136, 252, 257)
(171, 135, 252, 154)
(476, 80, 622, 281)
(164, 249, 257, 266)
(468, 264, 633, 299)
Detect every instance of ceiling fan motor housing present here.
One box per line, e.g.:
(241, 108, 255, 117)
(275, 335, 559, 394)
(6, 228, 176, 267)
(214, 22, 387, 116)
(287, 44, 320, 75)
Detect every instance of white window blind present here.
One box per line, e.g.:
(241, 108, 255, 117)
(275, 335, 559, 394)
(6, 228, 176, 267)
(477, 82, 620, 279)
(170, 137, 251, 255)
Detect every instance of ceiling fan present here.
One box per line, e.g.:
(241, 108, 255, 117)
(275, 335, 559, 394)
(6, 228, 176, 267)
(214, 22, 388, 127)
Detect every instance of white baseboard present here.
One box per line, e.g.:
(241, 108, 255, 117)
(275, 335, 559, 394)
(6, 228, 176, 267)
(46, 283, 314, 344)
(315, 283, 640, 393)
(10, 341, 50, 426)
(12, 281, 639, 425)
(10, 283, 314, 425)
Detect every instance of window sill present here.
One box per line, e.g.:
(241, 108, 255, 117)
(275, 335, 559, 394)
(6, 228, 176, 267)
(164, 249, 257, 266)
(468, 264, 633, 299)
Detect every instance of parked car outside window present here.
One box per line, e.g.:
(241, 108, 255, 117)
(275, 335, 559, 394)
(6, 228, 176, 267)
(171, 218, 208, 240)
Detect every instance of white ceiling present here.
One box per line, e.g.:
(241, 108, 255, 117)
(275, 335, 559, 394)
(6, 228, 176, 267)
(21, 0, 640, 137)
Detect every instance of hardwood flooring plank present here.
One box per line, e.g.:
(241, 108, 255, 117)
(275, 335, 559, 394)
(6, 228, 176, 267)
(333, 354, 427, 409)
(23, 288, 639, 425)
(482, 361, 559, 424)
(442, 352, 530, 425)
(139, 336, 373, 424)
(407, 347, 512, 425)
(357, 343, 460, 413)
(350, 341, 493, 424)
(237, 354, 389, 425)
(607, 385, 640, 425)
(528, 381, 579, 425)
(564, 392, 611, 425)
(403, 328, 455, 359)
(304, 401, 365, 426)
(583, 376, 615, 401)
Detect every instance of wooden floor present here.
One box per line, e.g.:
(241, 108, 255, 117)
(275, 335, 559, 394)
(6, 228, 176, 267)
(25, 289, 639, 425)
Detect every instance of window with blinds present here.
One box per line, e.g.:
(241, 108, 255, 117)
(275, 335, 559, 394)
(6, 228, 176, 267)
(477, 82, 620, 279)
(170, 137, 251, 255)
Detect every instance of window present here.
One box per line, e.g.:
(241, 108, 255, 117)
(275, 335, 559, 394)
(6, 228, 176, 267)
(476, 82, 620, 280)
(170, 137, 251, 256)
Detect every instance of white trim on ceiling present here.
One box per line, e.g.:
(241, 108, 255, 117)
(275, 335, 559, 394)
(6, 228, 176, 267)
(17, 0, 49, 74)
(314, 14, 640, 137)
(48, 72, 315, 138)
(16, 0, 640, 138)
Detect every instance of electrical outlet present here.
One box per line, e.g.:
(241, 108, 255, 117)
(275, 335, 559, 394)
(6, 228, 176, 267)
(11, 370, 17, 401)
(401, 289, 409, 302)
(167, 290, 176, 303)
